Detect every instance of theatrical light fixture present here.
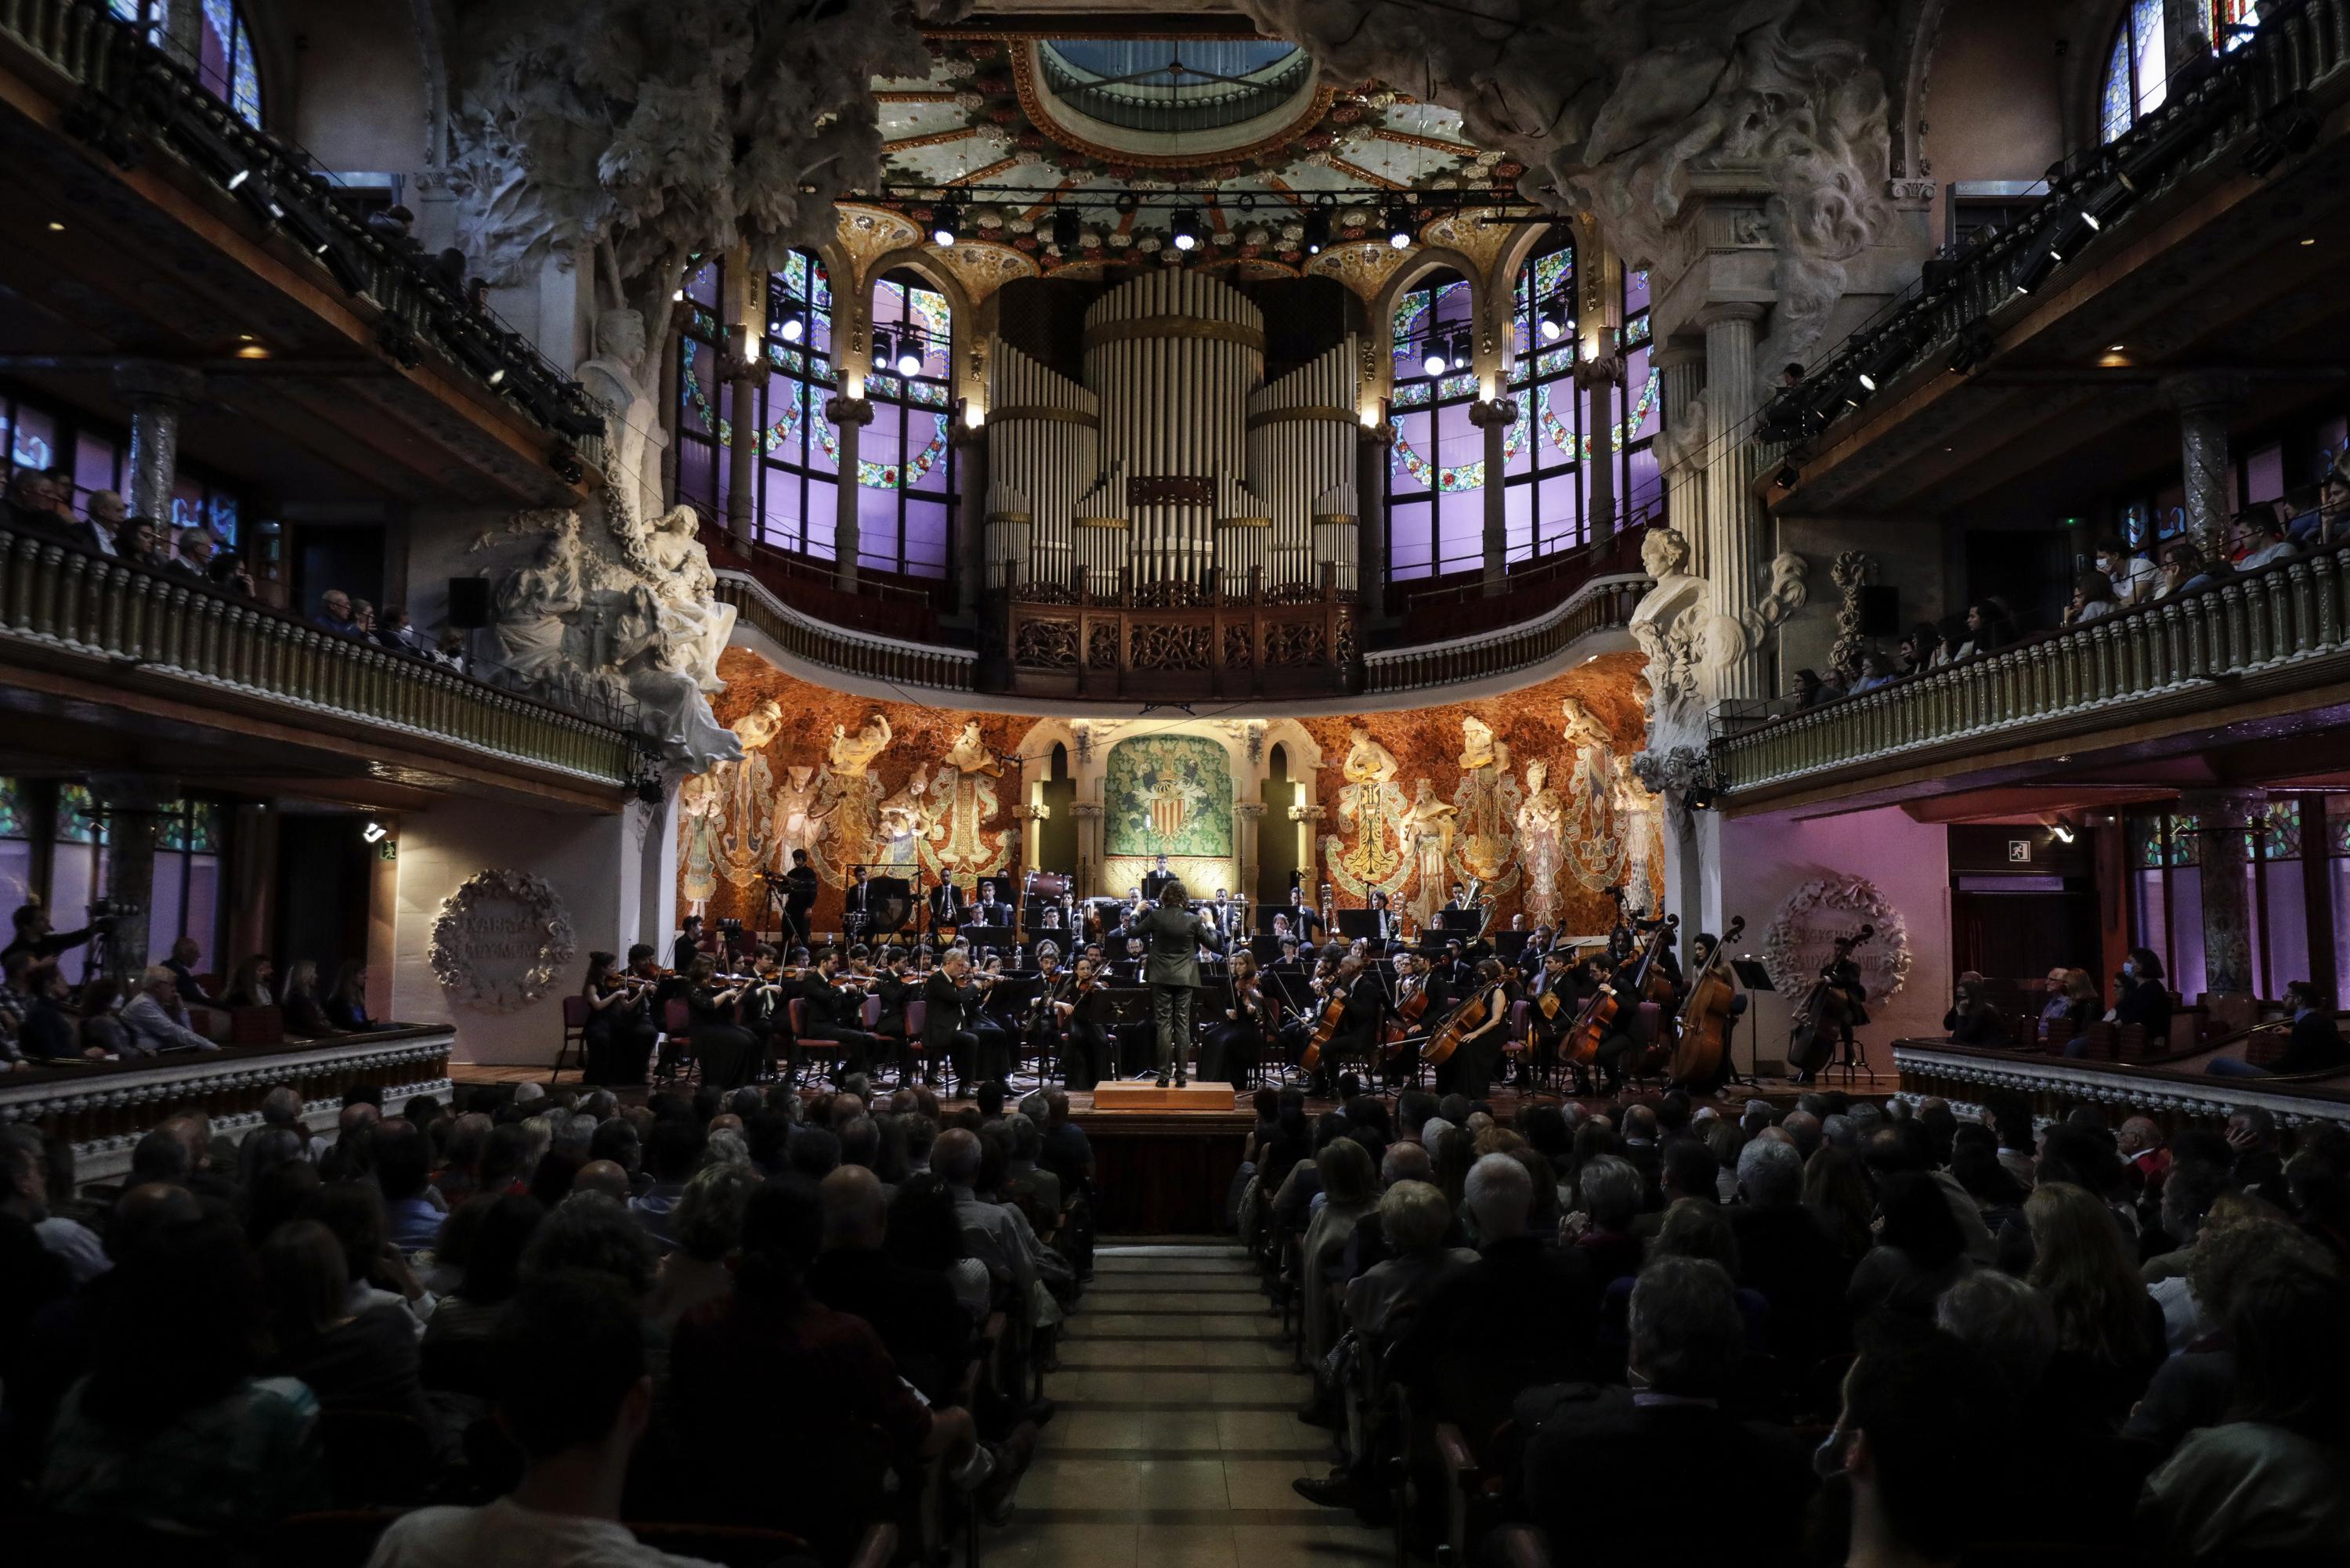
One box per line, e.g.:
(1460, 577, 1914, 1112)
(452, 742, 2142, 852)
(1303, 207, 1330, 255)
(362, 822, 389, 844)
(1385, 206, 1412, 248)
(1853, 325, 1922, 393)
(1170, 207, 1199, 251)
(1422, 336, 1448, 378)
(871, 331, 893, 371)
(2042, 206, 2097, 263)
(778, 309, 804, 343)
(930, 203, 962, 247)
(1539, 308, 1565, 343)
(2243, 90, 2320, 177)
(895, 338, 924, 378)
(1946, 321, 1997, 374)
(549, 441, 584, 486)
(1773, 461, 1800, 490)
(1452, 331, 1475, 373)
(1052, 208, 1082, 251)
(2012, 243, 2062, 295)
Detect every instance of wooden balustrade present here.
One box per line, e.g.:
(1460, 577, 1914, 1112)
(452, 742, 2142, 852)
(999, 565, 1359, 702)
(1892, 1040, 2350, 1134)
(714, 569, 977, 692)
(1363, 573, 1650, 695)
(1713, 546, 2350, 800)
(0, 523, 648, 784)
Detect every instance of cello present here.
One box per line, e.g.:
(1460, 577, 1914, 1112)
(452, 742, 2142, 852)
(1380, 962, 1431, 1066)
(1422, 986, 1490, 1067)
(1565, 914, 1677, 1066)
(1668, 916, 1747, 1092)
(1786, 923, 1875, 1078)
(1301, 961, 1357, 1071)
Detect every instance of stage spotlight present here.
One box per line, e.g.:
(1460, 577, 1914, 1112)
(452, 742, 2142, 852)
(1773, 461, 1800, 490)
(1422, 339, 1448, 379)
(1451, 331, 1474, 373)
(1946, 321, 1996, 373)
(1170, 207, 1199, 252)
(871, 332, 893, 373)
(2243, 90, 2320, 177)
(777, 309, 804, 343)
(1539, 308, 1565, 343)
(930, 203, 961, 247)
(1303, 207, 1330, 255)
(1385, 206, 1412, 248)
(1052, 208, 1082, 251)
(2012, 242, 2062, 294)
(548, 442, 584, 486)
(2043, 206, 2097, 263)
(1853, 327, 1921, 393)
(895, 338, 924, 378)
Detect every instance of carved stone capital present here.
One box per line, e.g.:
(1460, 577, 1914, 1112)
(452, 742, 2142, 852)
(2157, 372, 2252, 415)
(1468, 396, 1519, 429)
(1234, 802, 1268, 820)
(1691, 301, 1769, 331)
(1572, 355, 1625, 390)
(1358, 418, 1397, 447)
(717, 351, 763, 382)
(1014, 803, 1049, 822)
(1068, 802, 1105, 820)
(825, 395, 877, 427)
(949, 416, 988, 448)
(1885, 178, 1936, 206)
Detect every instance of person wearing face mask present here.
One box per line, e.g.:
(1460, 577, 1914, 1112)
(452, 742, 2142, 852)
(2093, 536, 2160, 606)
(1509, 1257, 1813, 1566)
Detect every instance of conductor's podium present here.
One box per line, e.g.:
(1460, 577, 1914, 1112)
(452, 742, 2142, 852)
(1090, 1080, 1237, 1113)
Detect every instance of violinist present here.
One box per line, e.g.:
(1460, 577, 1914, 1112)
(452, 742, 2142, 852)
(580, 949, 656, 1086)
(793, 948, 881, 1086)
(671, 914, 707, 977)
(1435, 957, 1512, 1100)
(923, 949, 990, 1086)
(1052, 954, 1115, 1090)
(735, 946, 792, 1070)
(684, 954, 760, 1089)
(1203, 949, 1274, 1089)
(870, 948, 916, 1082)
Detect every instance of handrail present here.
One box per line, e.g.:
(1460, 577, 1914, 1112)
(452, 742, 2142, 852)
(1712, 542, 2350, 797)
(1760, 2, 2350, 452)
(1891, 1039, 2350, 1129)
(0, 520, 651, 785)
(714, 568, 975, 693)
(0, 0, 606, 459)
(1363, 573, 1650, 694)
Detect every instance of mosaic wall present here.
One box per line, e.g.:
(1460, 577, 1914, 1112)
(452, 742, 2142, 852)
(683, 648, 1661, 940)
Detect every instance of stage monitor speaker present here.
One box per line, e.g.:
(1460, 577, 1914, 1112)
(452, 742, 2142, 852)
(1856, 584, 1900, 638)
(446, 576, 494, 629)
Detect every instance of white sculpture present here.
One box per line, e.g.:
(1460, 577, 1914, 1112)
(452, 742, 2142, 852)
(574, 307, 667, 529)
(614, 587, 743, 769)
(633, 504, 737, 695)
(1628, 523, 1809, 730)
(492, 521, 585, 683)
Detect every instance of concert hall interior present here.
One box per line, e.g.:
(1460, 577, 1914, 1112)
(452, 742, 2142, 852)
(10, 1, 2350, 1565)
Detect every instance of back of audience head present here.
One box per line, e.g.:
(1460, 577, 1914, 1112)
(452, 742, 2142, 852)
(1628, 1255, 1744, 1399)
(524, 1190, 658, 1298)
(672, 1162, 758, 1264)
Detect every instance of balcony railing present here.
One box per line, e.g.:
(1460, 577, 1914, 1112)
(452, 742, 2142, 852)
(1761, 1, 2350, 450)
(1892, 1041, 2350, 1133)
(0, 0, 606, 458)
(0, 522, 650, 785)
(1712, 544, 2350, 799)
(1364, 573, 1650, 695)
(714, 568, 976, 692)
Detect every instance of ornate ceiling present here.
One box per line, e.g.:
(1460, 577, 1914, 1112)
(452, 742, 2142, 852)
(858, 28, 1527, 282)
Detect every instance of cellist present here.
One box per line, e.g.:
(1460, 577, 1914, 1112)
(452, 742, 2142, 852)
(1434, 957, 1512, 1100)
(1590, 922, 1679, 1095)
(1522, 948, 1582, 1092)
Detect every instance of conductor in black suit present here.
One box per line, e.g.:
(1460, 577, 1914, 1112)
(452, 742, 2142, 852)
(1133, 881, 1220, 1088)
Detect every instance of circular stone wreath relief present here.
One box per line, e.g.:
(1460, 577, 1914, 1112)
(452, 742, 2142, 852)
(428, 869, 577, 1014)
(1760, 875, 1911, 1004)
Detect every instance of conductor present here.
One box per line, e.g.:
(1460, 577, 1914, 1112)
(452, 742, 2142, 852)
(1133, 880, 1220, 1088)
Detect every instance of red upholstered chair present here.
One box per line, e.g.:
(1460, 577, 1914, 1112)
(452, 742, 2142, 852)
(903, 997, 929, 1084)
(656, 996, 692, 1083)
(551, 993, 589, 1084)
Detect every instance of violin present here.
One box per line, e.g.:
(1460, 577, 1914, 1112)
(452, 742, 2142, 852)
(1668, 916, 1746, 1093)
(1787, 923, 1875, 1077)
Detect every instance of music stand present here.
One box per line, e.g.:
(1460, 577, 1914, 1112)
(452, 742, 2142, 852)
(1729, 959, 1775, 1087)
(1494, 930, 1531, 963)
(1336, 909, 1383, 941)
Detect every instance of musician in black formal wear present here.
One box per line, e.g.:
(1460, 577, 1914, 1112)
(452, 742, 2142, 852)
(580, 949, 656, 1086)
(779, 849, 819, 947)
(1132, 881, 1220, 1087)
(921, 950, 985, 1088)
(1050, 954, 1115, 1090)
(734, 949, 791, 1072)
(844, 865, 877, 935)
(671, 914, 707, 976)
(1523, 948, 1582, 1090)
(928, 876, 964, 930)
(1435, 958, 1512, 1101)
(794, 948, 881, 1086)
(683, 954, 760, 1089)
(1368, 890, 1397, 943)
(1441, 883, 1473, 917)
(1303, 956, 1378, 1097)
(973, 880, 1014, 929)
(870, 948, 915, 1082)
(1202, 949, 1274, 1089)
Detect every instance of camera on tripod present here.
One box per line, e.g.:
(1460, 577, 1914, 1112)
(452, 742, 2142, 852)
(87, 898, 139, 925)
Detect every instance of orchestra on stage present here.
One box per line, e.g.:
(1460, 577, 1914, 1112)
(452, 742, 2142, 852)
(587, 858, 1795, 1103)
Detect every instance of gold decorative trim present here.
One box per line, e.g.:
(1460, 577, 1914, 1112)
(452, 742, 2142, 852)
(1076, 515, 1130, 529)
(1012, 45, 1338, 172)
(1218, 515, 1274, 529)
(1084, 316, 1266, 352)
(1312, 513, 1358, 526)
(1325, 157, 1406, 193)
(990, 404, 1100, 427)
(1246, 404, 1360, 431)
(881, 128, 983, 154)
(986, 511, 1035, 525)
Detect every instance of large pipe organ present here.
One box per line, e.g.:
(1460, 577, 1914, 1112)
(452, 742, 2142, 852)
(985, 272, 1359, 599)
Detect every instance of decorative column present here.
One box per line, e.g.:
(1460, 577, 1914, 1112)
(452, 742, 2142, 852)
(2184, 788, 2263, 1029)
(1574, 356, 1622, 544)
(1012, 802, 1047, 881)
(953, 418, 989, 620)
(89, 773, 179, 982)
(1653, 341, 1705, 561)
(2161, 374, 2249, 557)
(1697, 302, 1769, 700)
(112, 363, 204, 524)
(1357, 418, 1394, 620)
(719, 244, 763, 548)
(1288, 803, 1325, 886)
(1068, 801, 1104, 900)
(1470, 396, 1518, 596)
(1235, 801, 1267, 909)
(826, 395, 876, 591)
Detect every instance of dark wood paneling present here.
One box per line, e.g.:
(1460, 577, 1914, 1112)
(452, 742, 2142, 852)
(1081, 1120, 1248, 1236)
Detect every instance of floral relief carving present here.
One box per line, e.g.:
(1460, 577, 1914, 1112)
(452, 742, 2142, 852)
(428, 869, 577, 1015)
(1262, 621, 1328, 667)
(1129, 622, 1212, 670)
(1223, 623, 1255, 668)
(1087, 623, 1121, 670)
(1013, 617, 1078, 670)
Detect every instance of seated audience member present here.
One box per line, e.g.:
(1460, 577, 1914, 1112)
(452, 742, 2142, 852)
(1849, 653, 1896, 694)
(1942, 971, 2008, 1048)
(280, 959, 334, 1037)
(1342, 1177, 1477, 1342)
(2159, 540, 2225, 598)
(2096, 536, 2160, 605)
(2073, 948, 2171, 1057)
(172, 528, 217, 579)
(260, 1218, 431, 1430)
(1730, 1136, 1852, 1369)
(888, 1171, 992, 1324)
(313, 588, 360, 636)
(627, 1120, 703, 1253)
(645, 1162, 755, 1331)
(121, 966, 219, 1055)
(1300, 1136, 1380, 1364)
(364, 1272, 710, 1567)
(1569, 1153, 1647, 1288)
(666, 1176, 1035, 1552)
(160, 936, 212, 1002)
(375, 605, 431, 656)
(2025, 1181, 2164, 1426)
(374, 1121, 445, 1255)
(209, 547, 257, 598)
(2, 1124, 106, 1284)
(222, 955, 276, 1008)
(2138, 1252, 2350, 1558)
(1849, 1171, 1976, 1317)
(2209, 979, 2348, 1077)
(809, 1165, 970, 1404)
(418, 1193, 543, 1393)
(2236, 508, 2298, 572)
(1517, 1258, 1813, 1566)
(2065, 568, 2120, 627)
(1825, 1321, 2006, 1568)
(71, 488, 124, 555)
(1792, 667, 1831, 710)
(42, 1216, 328, 1531)
(325, 960, 378, 1031)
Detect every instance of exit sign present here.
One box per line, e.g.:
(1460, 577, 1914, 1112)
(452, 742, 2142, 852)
(2008, 840, 2031, 864)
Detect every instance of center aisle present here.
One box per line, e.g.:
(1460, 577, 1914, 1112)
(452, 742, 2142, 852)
(984, 1239, 1390, 1568)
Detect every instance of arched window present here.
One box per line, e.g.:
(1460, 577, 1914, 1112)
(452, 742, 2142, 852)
(1384, 269, 1480, 582)
(2101, 2, 2260, 143)
(673, 253, 956, 579)
(1499, 232, 1662, 561)
(113, 0, 262, 126)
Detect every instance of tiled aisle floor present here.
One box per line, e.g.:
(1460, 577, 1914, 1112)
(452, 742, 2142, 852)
(983, 1240, 1389, 1568)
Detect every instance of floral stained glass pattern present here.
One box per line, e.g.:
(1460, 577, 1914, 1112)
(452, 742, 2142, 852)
(2101, 0, 2167, 144)
(0, 777, 28, 840)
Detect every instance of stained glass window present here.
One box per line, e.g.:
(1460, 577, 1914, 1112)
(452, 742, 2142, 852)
(116, 0, 262, 127)
(0, 778, 27, 929)
(859, 272, 956, 579)
(2101, 0, 2167, 143)
(1385, 269, 1482, 582)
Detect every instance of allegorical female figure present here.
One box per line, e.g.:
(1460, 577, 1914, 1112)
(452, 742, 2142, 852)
(1514, 758, 1567, 927)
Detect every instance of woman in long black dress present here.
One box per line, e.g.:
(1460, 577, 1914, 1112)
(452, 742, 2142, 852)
(683, 955, 759, 1089)
(580, 949, 655, 1086)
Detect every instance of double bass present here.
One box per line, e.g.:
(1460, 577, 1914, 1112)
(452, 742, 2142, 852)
(1668, 916, 1747, 1092)
(1786, 923, 1875, 1078)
